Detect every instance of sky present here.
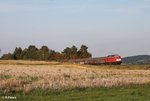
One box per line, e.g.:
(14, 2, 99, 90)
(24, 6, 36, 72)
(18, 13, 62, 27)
(0, 0, 150, 57)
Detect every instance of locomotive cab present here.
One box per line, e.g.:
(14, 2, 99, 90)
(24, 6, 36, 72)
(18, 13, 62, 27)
(104, 55, 122, 65)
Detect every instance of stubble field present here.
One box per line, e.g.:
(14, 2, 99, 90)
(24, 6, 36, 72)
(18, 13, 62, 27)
(0, 60, 150, 94)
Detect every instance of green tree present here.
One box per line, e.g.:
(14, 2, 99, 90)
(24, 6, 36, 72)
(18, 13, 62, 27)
(78, 45, 92, 58)
(21, 48, 28, 60)
(23, 45, 39, 60)
(0, 45, 92, 61)
(39, 46, 49, 60)
(1, 53, 14, 60)
(13, 47, 22, 60)
(49, 50, 63, 60)
(71, 45, 78, 59)
(62, 47, 72, 59)
(0, 49, 1, 59)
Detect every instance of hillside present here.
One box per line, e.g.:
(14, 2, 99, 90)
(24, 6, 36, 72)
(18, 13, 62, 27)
(122, 55, 150, 64)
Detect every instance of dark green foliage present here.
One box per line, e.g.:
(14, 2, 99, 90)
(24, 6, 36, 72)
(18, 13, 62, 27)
(71, 45, 78, 59)
(1, 53, 14, 60)
(22, 45, 39, 60)
(0, 48, 1, 59)
(1, 45, 92, 61)
(62, 45, 92, 59)
(49, 50, 63, 60)
(38, 46, 50, 60)
(78, 45, 92, 58)
(62, 47, 72, 59)
(13, 47, 23, 59)
(21, 48, 28, 60)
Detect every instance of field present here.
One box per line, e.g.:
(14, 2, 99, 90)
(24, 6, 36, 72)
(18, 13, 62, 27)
(0, 60, 150, 101)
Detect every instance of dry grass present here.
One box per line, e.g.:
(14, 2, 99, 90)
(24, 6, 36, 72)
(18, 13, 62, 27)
(0, 60, 60, 65)
(0, 60, 150, 93)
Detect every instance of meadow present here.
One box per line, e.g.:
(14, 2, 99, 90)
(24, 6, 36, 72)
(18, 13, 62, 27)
(0, 60, 150, 101)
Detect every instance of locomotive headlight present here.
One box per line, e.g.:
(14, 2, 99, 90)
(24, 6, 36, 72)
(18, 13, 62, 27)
(116, 59, 121, 61)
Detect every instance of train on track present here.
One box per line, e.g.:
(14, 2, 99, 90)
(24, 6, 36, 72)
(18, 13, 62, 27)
(68, 55, 122, 65)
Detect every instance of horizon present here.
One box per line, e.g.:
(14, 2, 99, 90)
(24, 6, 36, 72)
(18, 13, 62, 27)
(0, 0, 150, 57)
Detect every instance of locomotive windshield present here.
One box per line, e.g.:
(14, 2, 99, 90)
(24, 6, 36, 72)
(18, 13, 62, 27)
(107, 55, 119, 57)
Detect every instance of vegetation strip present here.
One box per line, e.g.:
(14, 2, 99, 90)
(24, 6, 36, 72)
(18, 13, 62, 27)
(0, 85, 150, 101)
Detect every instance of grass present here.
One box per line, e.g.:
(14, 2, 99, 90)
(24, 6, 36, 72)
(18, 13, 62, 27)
(0, 60, 60, 65)
(0, 74, 11, 80)
(0, 84, 150, 101)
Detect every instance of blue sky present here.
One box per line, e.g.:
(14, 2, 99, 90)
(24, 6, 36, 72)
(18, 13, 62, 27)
(0, 0, 150, 57)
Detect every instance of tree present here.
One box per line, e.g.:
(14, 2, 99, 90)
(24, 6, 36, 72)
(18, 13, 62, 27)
(13, 47, 22, 60)
(71, 45, 78, 59)
(23, 45, 39, 60)
(21, 48, 28, 60)
(49, 50, 63, 60)
(78, 45, 92, 58)
(0, 49, 1, 59)
(80, 45, 88, 53)
(71, 46, 77, 54)
(39, 46, 49, 60)
(1, 53, 14, 60)
(62, 47, 72, 59)
(0, 44, 92, 60)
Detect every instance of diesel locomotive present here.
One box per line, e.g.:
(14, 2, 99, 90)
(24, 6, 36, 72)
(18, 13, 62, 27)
(68, 55, 122, 65)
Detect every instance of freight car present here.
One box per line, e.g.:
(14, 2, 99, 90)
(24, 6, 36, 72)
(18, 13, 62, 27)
(68, 55, 122, 65)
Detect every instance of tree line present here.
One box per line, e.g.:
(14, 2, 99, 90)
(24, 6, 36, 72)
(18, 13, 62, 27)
(0, 45, 92, 61)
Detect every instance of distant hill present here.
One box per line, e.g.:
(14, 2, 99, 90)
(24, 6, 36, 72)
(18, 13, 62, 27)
(122, 55, 150, 64)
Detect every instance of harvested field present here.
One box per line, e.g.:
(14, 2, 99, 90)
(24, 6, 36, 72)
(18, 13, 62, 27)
(0, 60, 150, 93)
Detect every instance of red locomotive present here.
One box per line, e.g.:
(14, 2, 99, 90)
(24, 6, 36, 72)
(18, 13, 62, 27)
(103, 55, 122, 65)
(68, 55, 122, 65)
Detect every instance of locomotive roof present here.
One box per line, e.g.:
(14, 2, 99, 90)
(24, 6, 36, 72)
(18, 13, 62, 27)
(107, 54, 120, 57)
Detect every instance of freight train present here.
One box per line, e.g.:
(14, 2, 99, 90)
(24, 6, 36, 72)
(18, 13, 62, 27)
(68, 55, 122, 65)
